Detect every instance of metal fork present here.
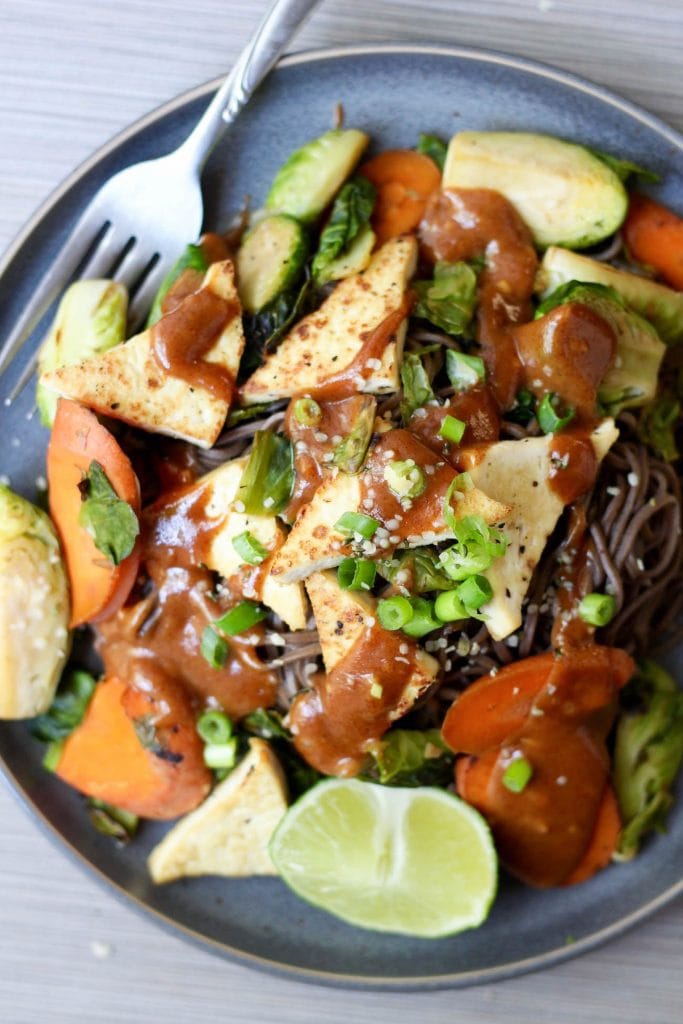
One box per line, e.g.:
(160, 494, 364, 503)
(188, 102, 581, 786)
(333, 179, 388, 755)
(0, 0, 321, 402)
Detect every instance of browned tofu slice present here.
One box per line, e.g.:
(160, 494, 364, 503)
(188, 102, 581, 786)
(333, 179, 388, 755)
(240, 236, 418, 403)
(270, 471, 510, 585)
(304, 570, 439, 719)
(39, 260, 245, 449)
(467, 418, 619, 640)
(148, 739, 288, 882)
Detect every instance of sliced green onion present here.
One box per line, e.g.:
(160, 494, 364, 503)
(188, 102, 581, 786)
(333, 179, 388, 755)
(201, 626, 229, 668)
(577, 592, 617, 627)
(434, 589, 468, 622)
(445, 349, 486, 391)
(384, 460, 426, 499)
(537, 392, 575, 434)
(502, 756, 533, 793)
(456, 574, 493, 610)
(334, 510, 380, 539)
(293, 397, 322, 426)
(42, 739, 64, 773)
(203, 738, 238, 770)
(439, 515, 508, 580)
(401, 597, 441, 638)
(232, 530, 269, 566)
(442, 472, 474, 532)
(439, 414, 466, 445)
(197, 710, 233, 745)
(214, 600, 268, 637)
(377, 595, 413, 631)
(337, 558, 377, 591)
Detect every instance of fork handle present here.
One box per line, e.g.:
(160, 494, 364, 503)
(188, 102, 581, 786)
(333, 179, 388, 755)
(177, 0, 322, 172)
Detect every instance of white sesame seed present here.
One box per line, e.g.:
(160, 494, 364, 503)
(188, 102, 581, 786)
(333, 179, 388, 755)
(385, 518, 400, 531)
(362, 498, 374, 509)
(444, 659, 453, 671)
(413, 407, 427, 419)
(378, 538, 391, 548)
(546, 683, 556, 694)
(506, 635, 519, 648)
(395, 657, 411, 665)
(233, 500, 245, 513)
(606, 485, 619, 496)
(512, 686, 520, 695)
(395, 570, 409, 584)
(263, 496, 275, 508)
(304, 662, 318, 676)
(627, 472, 639, 487)
(331, 540, 341, 550)
(331, 434, 343, 444)
(399, 643, 409, 655)
(35, 475, 47, 490)
(425, 465, 435, 475)
(389, 534, 401, 544)
(530, 706, 544, 717)
(383, 449, 395, 459)
(365, 616, 376, 628)
(314, 431, 328, 442)
(322, 452, 335, 463)
(636, 557, 645, 571)
(370, 681, 383, 698)
(470, 642, 480, 656)
(556, 775, 568, 786)
(265, 632, 286, 646)
(489, 667, 499, 677)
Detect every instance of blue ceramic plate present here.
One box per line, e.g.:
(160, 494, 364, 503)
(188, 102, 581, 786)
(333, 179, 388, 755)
(0, 44, 681, 990)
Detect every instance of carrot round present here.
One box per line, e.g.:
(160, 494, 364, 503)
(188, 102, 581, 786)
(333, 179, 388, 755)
(360, 150, 441, 244)
(563, 783, 621, 886)
(442, 652, 556, 754)
(623, 193, 683, 290)
(47, 398, 141, 627)
(56, 677, 211, 819)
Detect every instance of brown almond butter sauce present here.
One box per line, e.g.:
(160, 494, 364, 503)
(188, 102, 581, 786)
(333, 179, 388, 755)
(408, 384, 501, 465)
(97, 480, 278, 721)
(446, 645, 634, 886)
(419, 188, 538, 410)
(288, 625, 424, 776)
(359, 428, 460, 550)
(284, 394, 376, 520)
(152, 289, 238, 402)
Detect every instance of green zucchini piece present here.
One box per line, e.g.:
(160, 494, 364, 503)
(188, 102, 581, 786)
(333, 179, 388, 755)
(266, 129, 369, 223)
(237, 214, 308, 314)
(536, 281, 666, 413)
(36, 280, 127, 427)
(443, 131, 627, 249)
(536, 246, 683, 345)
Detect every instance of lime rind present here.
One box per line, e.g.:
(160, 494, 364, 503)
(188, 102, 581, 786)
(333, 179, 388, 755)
(268, 779, 497, 938)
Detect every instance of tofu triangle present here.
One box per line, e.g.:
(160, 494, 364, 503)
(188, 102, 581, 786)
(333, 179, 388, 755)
(39, 260, 245, 449)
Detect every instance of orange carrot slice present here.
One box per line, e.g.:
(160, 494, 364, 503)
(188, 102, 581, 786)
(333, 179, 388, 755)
(623, 193, 683, 290)
(47, 398, 141, 626)
(56, 677, 211, 819)
(563, 783, 621, 886)
(360, 150, 441, 244)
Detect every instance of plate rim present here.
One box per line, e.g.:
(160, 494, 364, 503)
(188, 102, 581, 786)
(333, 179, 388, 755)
(1, 40, 682, 991)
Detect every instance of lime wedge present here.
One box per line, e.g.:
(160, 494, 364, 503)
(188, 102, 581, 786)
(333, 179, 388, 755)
(269, 779, 497, 938)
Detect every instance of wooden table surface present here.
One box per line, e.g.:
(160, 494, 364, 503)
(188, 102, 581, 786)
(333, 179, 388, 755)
(0, 2, 681, 1021)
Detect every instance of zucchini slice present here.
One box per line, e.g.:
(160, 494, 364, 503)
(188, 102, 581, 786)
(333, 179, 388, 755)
(443, 131, 628, 249)
(236, 214, 308, 314)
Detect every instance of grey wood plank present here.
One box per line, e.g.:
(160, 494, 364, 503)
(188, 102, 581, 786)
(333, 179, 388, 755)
(0, 2, 681, 1022)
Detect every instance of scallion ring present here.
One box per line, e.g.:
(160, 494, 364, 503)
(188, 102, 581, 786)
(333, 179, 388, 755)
(201, 626, 229, 668)
(232, 530, 269, 566)
(456, 574, 493, 611)
(334, 511, 380, 540)
(214, 600, 268, 637)
(337, 558, 377, 591)
(383, 460, 426, 499)
(577, 592, 617, 627)
(502, 756, 533, 793)
(377, 595, 413, 631)
(439, 414, 466, 445)
(537, 392, 575, 434)
(401, 597, 442, 638)
(197, 710, 233, 745)
(434, 589, 469, 622)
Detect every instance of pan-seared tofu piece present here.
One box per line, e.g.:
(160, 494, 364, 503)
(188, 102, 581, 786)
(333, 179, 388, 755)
(467, 419, 619, 641)
(304, 570, 439, 719)
(240, 236, 418, 403)
(270, 471, 510, 585)
(193, 457, 307, 630)
(40, 261, 245, 449)
(148, 739, 287, 882)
